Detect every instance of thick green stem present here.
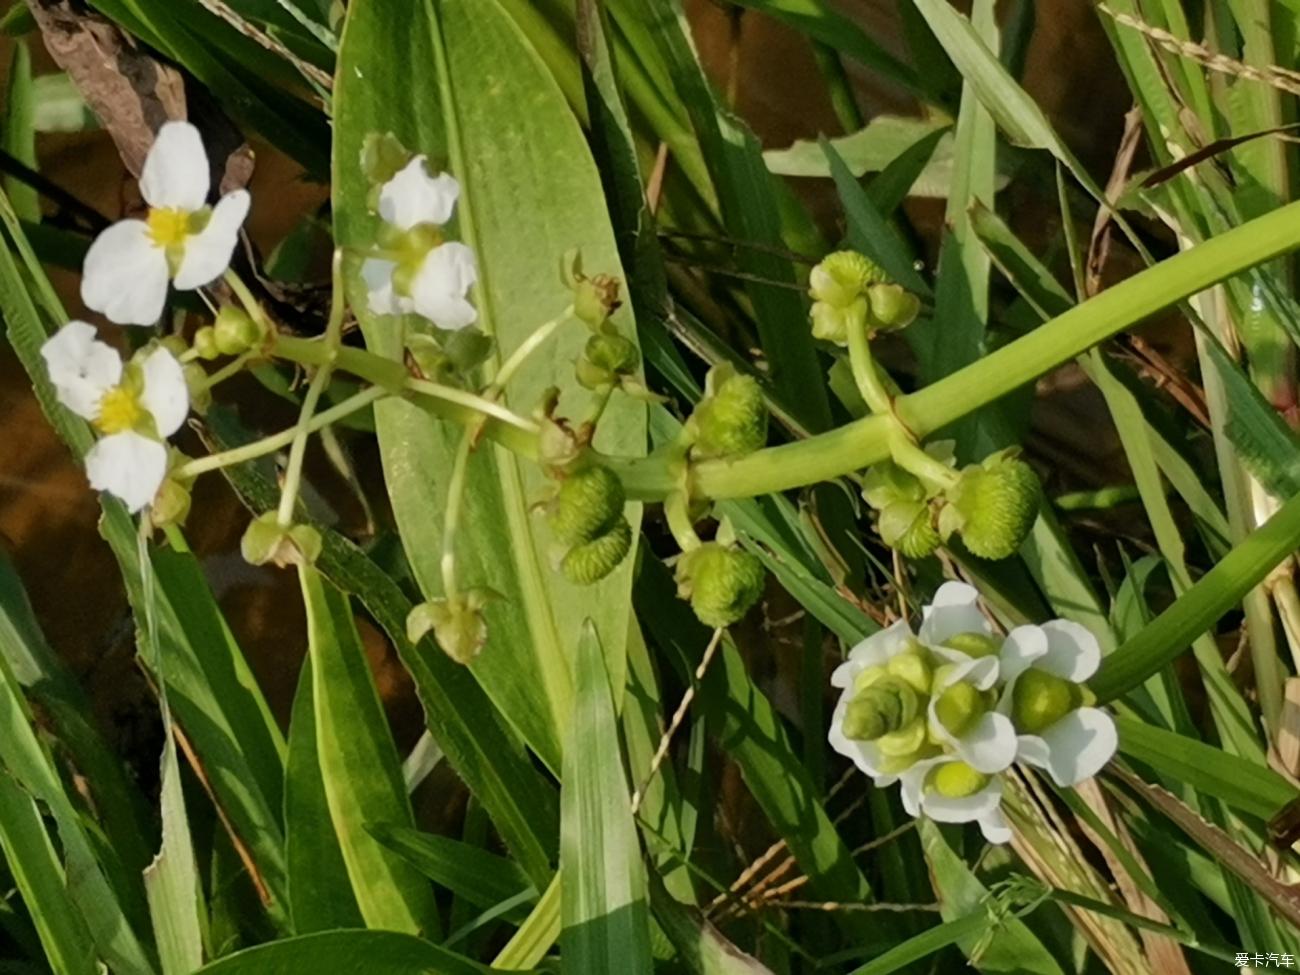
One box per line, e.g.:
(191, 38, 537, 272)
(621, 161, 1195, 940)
(661, 198, 1300, 501)
(441, 431, 475, 601)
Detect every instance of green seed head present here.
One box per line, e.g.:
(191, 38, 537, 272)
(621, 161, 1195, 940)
(867, 282, 921, 331)
(877, 500, 940, 559)
(690, 366, 768, 460)
(676, 543, 766, 629)
(862, 460, 926, 510)
(810, 297, 868, 347)
(808, 250, 884, 307)
(549, 465, 625, 545)
(948, 453, 1040, 560)
(561, 518, 633, 585)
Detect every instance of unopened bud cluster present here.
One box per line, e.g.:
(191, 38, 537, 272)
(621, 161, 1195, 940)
(863, 447, 1040, 561)
(808, 250, 920, 346)
(829, 583, 1116, 844)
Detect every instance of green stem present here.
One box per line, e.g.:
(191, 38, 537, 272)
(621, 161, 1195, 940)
(441, 430, 475, 601)
(846, 313, 893, 416)
(487, 304, 574, 396)
(276, 253, 346, 527)
(177, 386, 388, 479)
(200, 351, 255, 391)
(667, 198, 1300, 501)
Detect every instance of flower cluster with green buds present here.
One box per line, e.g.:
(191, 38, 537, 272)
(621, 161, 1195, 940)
(808, 250, 920, 346)
(862, 446, 1041, 561)
(685, 364, 768, 461)
(828, 582, 1116, 844)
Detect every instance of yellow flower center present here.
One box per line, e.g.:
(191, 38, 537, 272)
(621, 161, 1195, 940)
(147, 207, 192, 248)
(96, 387, 143, 434)
(928, 761, 989, 799)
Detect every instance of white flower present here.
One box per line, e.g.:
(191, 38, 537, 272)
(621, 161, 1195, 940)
(828, 621, 934, 784)
(81, 121, 250, 326)
(378, 156, 460, 231)
(362, 157, 478, 330)
(900, 755, 1012, 844)
(998, 620, 1117, 787)
(41, 321, 188, 512)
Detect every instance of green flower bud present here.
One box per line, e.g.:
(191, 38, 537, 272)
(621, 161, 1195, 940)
(945, 451, 1040, 560)
(407, 590, 494, 665)
(927, 761, 990, 799)
(862, 460, 926, 510)
(867, 282, 920, 330)
(1011, 668, 1082, 734)
(876, 742, 939, 775)
(562, 518, 633, 585)
(842, 675, 922, 741)
(183, 363, 211, 415)
(808, 251, 883, 307)
(933, 680, 984, 737)
(675, 542, 766, 629)
(877, 500, 940, 559)
(876, 716, 928, 757)
(885, 645, 933, 694)
(689, 365, 768, 460)
(576, 333, 640, 389)
(550, 465, 625, 545)
(240, 513, 320, 568)
(149, 476, 192, 528)
(192, 326, 220, 361)
(214, 306, 263, 356)
(942, 632, 1002, 658)
(810, 297, 867, 347)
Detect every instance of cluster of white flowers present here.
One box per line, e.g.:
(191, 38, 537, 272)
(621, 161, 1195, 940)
(360, 156, 478, 330)
(828, 582, 1117, 843)
(42, 121, 250, 511)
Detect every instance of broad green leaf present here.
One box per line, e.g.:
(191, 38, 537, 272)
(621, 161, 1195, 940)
(919, 820, 1065, 974)
(647, 870, 771, 974)
(299, 566, 440, 936)
(194, 930, 503, 974)
(142, 733, 203, 975)
(765, 116, 949, 182)
(560, 622, 653, 973)
(284, 659, 364, 933)
(370, 824, 535, 919)
(1115, 717, 1297, 821)
(203, 407, 558, 887)
(334, 0, 646, 769)
(847, 914, 987, 975)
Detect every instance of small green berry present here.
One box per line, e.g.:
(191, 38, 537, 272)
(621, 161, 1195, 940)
(690, 366, 768, 460)
(676, 543, 766, 628)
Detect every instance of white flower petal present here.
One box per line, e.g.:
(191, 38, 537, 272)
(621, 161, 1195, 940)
(954, 712, 1017, 774)
(81, 220, 170, 326)
(40, 321, 121, 420)
(919, 581, 990, 646)
(898, 758, 941, 818)
(844, 619, 914, 670)
(139, 121, 209, 211)
(378, 157, 460, 230)
(85, 432, 167, 513)
(978, 807, 1012, 844)
(1015, 734, 1052, 768)
(1037, 707, 1117, 786)
(138, 347, 189, 437)
(410, 242, 478, 329)
(1038, 620, 1102, 682)
(173, 190, 250, 290)
(998, 625, 1049, 682)
(361, 257, 412, 316)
